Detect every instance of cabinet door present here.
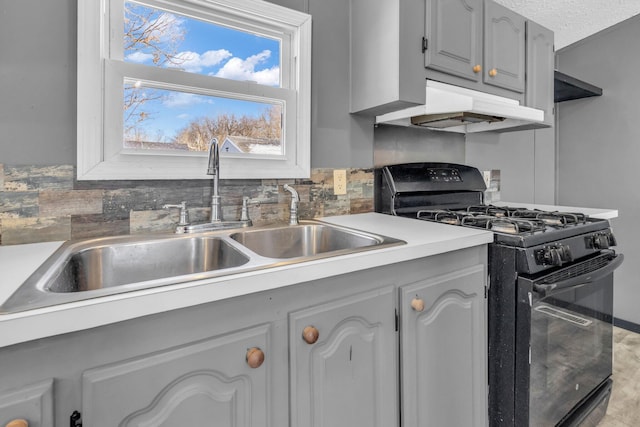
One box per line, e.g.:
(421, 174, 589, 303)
(0, 380, 54, 427)
(424, 0, 483, 82)
(81, 324, 271, 427)
(526, 20, 554, 126)
(290, 286, 397, 427)
(483, 0, 525, 92)
(400, 265, 487, 427)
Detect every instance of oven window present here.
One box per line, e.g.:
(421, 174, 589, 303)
(528, 275, 613, 425)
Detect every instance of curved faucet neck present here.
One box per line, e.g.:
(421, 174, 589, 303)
(207, 138, 219, 177)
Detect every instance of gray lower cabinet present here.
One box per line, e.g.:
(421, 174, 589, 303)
(81, 324, 271, 426)
(289, 286, 398, 427)
(399, 264, 487, 427)
(0, 246, 487, 426)
(0, 380, 54, 427)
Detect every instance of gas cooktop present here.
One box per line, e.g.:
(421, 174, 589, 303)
(374, 163, 614, 248)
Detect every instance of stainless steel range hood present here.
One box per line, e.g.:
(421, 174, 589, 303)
(376, 80, 544, 133)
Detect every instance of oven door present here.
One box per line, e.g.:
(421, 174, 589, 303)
(515, 251, 623, 426)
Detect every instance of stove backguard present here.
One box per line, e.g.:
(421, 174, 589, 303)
(374, 163, 487, 216)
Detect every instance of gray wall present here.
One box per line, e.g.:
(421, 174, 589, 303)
(465, 127, 555, 204)
(0, 0, 76, 165)
(374, 126, 465, 167)
(0, 0, 382, 169)
(556, 15, 640, 325)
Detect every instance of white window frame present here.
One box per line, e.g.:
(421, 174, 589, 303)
(77, 0, 311, 180)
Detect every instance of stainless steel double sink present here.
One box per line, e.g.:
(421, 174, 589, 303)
(1, 220, 404, 313)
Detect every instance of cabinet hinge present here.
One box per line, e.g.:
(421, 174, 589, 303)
(70, 410, 82, 427)
(422, 37, 428, 52)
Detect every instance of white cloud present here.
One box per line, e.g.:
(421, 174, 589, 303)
(126, 51, 154, 63)
(167, 49, 232, 73)
(215, 50, 280, 86)
(201, 50, 233, 67)
(163, 92, 208, 108)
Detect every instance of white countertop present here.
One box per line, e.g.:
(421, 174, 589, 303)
(0, 213, 493, 348)
(494, 201, 618, 220)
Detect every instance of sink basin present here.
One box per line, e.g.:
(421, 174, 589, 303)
(47, 236, 249, 293)
(230, 222, 394, 259)
(0, 235, 252, 313)
(1, 220, 404, 314)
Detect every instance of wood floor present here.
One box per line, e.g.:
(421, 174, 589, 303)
(598, 326, 640, 426)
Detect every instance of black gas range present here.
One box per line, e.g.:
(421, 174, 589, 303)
(375, 162, 623, 426)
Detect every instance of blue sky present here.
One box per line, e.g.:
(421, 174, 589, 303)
(124, 2, 281, 143)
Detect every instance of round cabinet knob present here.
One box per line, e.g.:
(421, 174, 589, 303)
(302, 326, 319, 344)
(472, 64, 482, 73)
(488, 68, 498, 77)
(5, 420, 29, 427)
(246, 347, 265, 369)
(410, 297, 425, 312)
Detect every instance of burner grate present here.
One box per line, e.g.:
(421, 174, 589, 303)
(509, 208, 588, 227)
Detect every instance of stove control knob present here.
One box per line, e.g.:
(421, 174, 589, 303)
(588, 232, 616, 249)
(537, 246, 562, 266)
(594, 234, 610, 249)
(556, 244, 573, 263)
(536, 244, 572, 266)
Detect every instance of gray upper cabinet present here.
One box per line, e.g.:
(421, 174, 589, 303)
(423, 0, 526, 98)
(526, 21, 555, 126)
(483, 1, 526, 93)
(349, 0, 426, 115)
(424, 0, 483, 82)
(289, 286, 398, 427)
(350, 0, 554, 117)
(399, 264, 487, 427)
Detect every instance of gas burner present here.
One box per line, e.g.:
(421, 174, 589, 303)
(510, 209, 588, 227)
(416, 210, 471, 225)
(461, 216, 548, 235)
(466, 205, 510, 217)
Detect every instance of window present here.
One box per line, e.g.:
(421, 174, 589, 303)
(77, 0, 311, 180)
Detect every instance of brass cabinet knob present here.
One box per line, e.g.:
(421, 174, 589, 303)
(410, 297, 425, 312)
(302, 325, 320, 344)
(488, 68, 498, 77)
(5, 420, 29, 427)
(246, 347, 265, 369)
(472, 64, 482, 73)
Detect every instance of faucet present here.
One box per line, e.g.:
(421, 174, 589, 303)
(162, 138, 254, 233)
(207, 138, 223, 222)
(283, 184, 300, 225)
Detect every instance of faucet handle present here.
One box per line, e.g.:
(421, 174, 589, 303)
(283, 184, 300, 225)
(240, 196, 253, 225)
(162, 201, 190, 226)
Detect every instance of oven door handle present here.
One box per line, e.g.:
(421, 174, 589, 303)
(532, 253, 624, 298)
